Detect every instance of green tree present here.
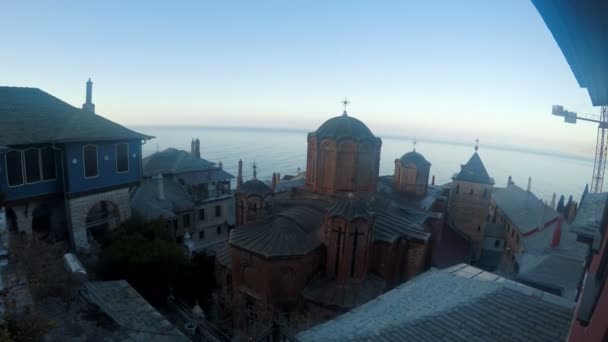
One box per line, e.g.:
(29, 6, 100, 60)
(99, 215, 188, 305)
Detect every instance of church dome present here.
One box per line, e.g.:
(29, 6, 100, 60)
(239, 179, 271, 196)
(311, 114, 375, 140)
(399, 151, 431, 167)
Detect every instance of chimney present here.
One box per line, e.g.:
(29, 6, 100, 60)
(431, 174, 435, 186)
(237, 159, 243, 189)
(253, 162, 258, 180)
(154, 174, 165, 200)
(507, 175, 513, 187)
(271, 172, 277, 192)
(297, 167, 301, 174)
(551, 219, 562, 248)
(190, 138, 195, 156)
(550, 192, 556, 209)
(218, 161, 223, 170)
(82, 78, 95, 114)
(527, 177, 532, 192)
(277, 172, 281, 183)
(194, 138, 201, 159)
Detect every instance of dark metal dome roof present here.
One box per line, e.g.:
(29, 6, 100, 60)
(399, 151, 431, 167)
(239, 179, 271, 196)
(311, 114, 375, 140)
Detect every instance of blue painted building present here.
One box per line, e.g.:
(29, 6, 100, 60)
(0, 81, 152, 250)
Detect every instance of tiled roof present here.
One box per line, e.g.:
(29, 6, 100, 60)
(142, 148, 216, 177)
(453, 152, 494, 185)
(373, 210, 431, 243)
(492, 185, 560, 234)
(517, 253, 585, 301)
(0, 87, 151, 145)
(131, 177, 193, 219)
(229, 205, 324, 258)
(301, 273, 386, 310)
(309, 114, 376, 141)
(82, 280, 188, 341)
(399, 150, 431, 167)
(298, 264, 575, 342)
(238, 179, 271, 197)
(570, 192, 608, 241)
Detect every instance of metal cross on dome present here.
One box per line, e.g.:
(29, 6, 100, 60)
(413, 139, 417, 151)
(342, 97, 350, 115)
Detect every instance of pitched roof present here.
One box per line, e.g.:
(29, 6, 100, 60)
(229, 205, 324, 258)
(206, 239, 232, 270)
(373, 209, 431, 243)
(130, 177, 194, 219)
(453, 152, 494, 185)
(570, 192, 608, 242)
(328, 196, 372, 221)
(0, 87, 151, 145)
(517, 253, 585, 301)
(142, 148, 217, 176)
(82, 280, 188, 341)
(492, 185, 560, 234)
(298, 264, 575, 342)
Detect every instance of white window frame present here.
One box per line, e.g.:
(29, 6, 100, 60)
(5, 149, 24, 187)
(40, 146, 57, 182)
(115, 142, 129, 174)
(24, 148, 42, 184)
(83, 144, 99, 179)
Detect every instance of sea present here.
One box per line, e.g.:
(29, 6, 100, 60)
(133, 126, 593, 204)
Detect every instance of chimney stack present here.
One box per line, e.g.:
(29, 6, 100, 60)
(550, 192, 556, 209)
(507, 175, 513, 187)
(82, 78, 95, 114)
(253, 162, 257, 180)
(276, 172, 281, 183)
(218, 161, 223, 169)
(527, 177, 532, 192)
(431, 174, 435, 186)
(272, 172, 277, 192)
(194, 138, 201, 159)
(237, 159, 243, 189)
(297, 167, 301, 174)
(551, 219, 562, 248)
(154, 174, 165, 200)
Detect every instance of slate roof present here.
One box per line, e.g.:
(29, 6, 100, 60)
(477, 249, 503, 271)
(570, 192, 608, 242)
(399, 150, 431, 167)
(131, 177, 194, 219)
(177, 168, 234, 185)
(517, 253, 585, 301)
(376, 176, 446, 211)
(298, 264, 575, 342)
(453, 152, 494, 185)
(82, 280, 188, 341)
(373, 210, 431, 243)
(238, 179, 271, 197)
(142, 148, 216, 177)
(309, 114, 376, 141)
(0, 87, 151, 145)
(206, 239, 232, 270)
(301, 273, 386, 310)
(229, 205, 324, 258)
(328, 196, 372, 221)
(492, 185, 560, 234)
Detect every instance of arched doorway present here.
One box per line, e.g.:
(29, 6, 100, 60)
(85, 201, 120, 246)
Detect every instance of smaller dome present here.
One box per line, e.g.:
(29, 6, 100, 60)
(239, 179, 271, 196)
(399, 151, 431, 167)
(311, 114, 375, 140)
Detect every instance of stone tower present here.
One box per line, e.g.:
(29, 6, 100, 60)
(447, 144, 494, 263)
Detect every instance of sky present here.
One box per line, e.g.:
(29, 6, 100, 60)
(0, 1, 601, 158)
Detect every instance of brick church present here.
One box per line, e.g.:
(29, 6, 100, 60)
(212, 107, 448, 323)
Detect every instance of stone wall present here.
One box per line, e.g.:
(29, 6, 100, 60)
(68, 188, 131, 251)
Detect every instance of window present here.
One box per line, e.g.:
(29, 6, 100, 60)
(483, 189, 488, 198)
(176, 236, 183, 244)
(198, 208, 206, 221)
(6, 150, 24, 186)
(477, 226, 481, 232)
(183, 214, 191, 228)
(40, 147, 56, 180)
(217, 225, 222, 235)
(494, 239, 500, 248)
(199, 230, 205, 240)
(456, 184, 460, 194)
(24, 149, 41, 183)
(116, 143, 129, 173)
(215, 205, 222, 217)
(83, 145, 98, 178)
(469, 188, 474, 195)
